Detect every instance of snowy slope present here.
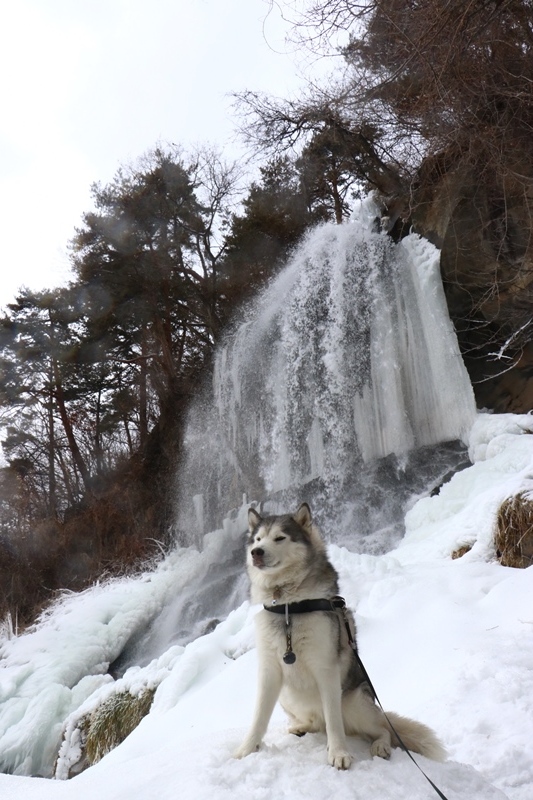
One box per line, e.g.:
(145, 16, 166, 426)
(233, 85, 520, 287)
(1, 413, 533, 799)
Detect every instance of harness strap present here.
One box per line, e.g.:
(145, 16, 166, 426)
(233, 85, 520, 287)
(263, 596, 345, 614)
(264, 595, 450, 800)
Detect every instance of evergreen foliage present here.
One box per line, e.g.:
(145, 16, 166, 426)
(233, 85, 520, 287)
(221, 157, 319, 297)
(0, 145, 325, 622)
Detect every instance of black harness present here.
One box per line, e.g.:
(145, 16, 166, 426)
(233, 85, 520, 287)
(264, 595, 449, 800)
(264, 596, 346, 615)
(264, 596, 347, 664)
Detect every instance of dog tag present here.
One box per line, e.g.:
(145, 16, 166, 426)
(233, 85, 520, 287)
(283, 650, 296, 664)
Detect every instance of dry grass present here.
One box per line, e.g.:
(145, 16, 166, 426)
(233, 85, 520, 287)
(495, 492, 533, 568)
(451, 544, 472, 560)
(84, 688, 155, 765)
(55, 688, 157, 779)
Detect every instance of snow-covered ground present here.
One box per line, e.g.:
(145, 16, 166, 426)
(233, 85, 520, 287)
(1, 412, 533, 800)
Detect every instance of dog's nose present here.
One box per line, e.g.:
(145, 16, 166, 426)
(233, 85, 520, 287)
(251, 547, 264, 557)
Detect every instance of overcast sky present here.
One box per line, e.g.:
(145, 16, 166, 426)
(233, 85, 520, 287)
(0, 0, 323, 310)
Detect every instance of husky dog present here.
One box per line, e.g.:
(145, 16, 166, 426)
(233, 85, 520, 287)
(234, 503, 446, 770)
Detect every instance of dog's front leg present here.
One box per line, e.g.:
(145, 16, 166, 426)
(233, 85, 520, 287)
(234, 658, 282, 759)
(315, 666, 352, 770)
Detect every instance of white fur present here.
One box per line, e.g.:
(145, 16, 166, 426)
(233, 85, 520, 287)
(235, 505, 446, 769)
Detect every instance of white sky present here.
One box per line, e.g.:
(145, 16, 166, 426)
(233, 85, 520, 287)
(0, 0, 320, 310)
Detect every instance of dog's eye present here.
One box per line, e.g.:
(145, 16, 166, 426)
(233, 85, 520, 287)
(274, 536, 286, 542)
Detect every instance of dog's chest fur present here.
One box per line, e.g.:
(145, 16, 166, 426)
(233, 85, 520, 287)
(256, 605, 357, 690)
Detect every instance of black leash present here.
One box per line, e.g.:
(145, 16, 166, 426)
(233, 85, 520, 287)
(351, 647, 450, 800)
(264, 596, 450, 800)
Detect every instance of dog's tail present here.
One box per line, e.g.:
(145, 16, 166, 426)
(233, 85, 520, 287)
(385, 712, 447, 761)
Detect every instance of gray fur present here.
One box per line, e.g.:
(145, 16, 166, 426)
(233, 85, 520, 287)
(235, 504, 446, 769)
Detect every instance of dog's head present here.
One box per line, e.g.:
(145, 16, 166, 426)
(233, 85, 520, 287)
(246, 503, 314, 575)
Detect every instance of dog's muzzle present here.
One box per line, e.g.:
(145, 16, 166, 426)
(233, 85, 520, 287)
(251, 547, 265, 568)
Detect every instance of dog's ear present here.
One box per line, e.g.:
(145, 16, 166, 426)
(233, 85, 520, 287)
(248, 507, 262, 533)
(293, 502, 312, 531)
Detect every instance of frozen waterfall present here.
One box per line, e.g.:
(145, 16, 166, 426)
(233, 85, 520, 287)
(176, 197, 476, 546)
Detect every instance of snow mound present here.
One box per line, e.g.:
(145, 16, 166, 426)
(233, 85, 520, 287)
(399, 412, 533, 563)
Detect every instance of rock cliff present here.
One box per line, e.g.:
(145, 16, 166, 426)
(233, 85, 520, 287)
(412, 155, 533, 412)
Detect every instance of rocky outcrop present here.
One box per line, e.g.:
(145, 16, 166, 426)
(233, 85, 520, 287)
(412, 155, 533, 412)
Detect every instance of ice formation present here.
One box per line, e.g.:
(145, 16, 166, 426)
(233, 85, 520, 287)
(176, 197, 476, 541)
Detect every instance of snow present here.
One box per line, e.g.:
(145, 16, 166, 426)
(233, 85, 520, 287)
(1, 413, 533, 799)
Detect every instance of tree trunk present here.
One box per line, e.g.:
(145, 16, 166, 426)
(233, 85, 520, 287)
(52, 359, 92, 494)
(47, 377, 57, 517)
(139, 333, 149, 448)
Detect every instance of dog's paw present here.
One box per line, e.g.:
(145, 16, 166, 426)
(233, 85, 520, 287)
(233, 740, 260, 759)
(370, 739, 391, 759)
(288, 725, 308, 737)
(328, 750, 352, 770)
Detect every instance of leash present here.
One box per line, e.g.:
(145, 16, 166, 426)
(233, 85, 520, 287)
(264, 596, 450, 800)
(351, 648, 450, 800)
